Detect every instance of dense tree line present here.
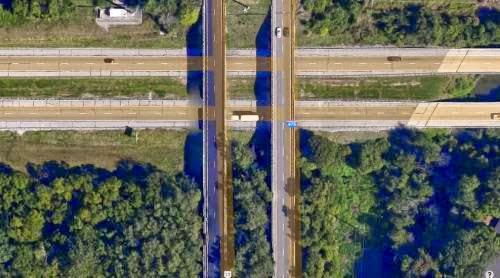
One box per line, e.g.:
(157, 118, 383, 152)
(232, 140, 273, 277)
(0, 0, 201, 28)
(300, 0, 500, 47)
(0, 161, 202, 276)
(300, 128, 500, 277)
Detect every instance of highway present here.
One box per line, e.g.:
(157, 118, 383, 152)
(203, 0, 234, 276)
(272, 0, 298, 276)
(0, 100, 498, 129)
(2, 48, 500, 76)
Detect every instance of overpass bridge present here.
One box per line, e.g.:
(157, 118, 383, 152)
(1, 48, 500, 77)
(0, 99, 498, 131)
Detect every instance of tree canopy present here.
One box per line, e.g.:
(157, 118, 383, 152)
(0, 161, 203, 277)
(300, 128, 500, 277)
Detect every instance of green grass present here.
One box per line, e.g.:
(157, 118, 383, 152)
(226, 0, 271, 48)
(297, 76, 479, 101)
(227, 77, 256, 99)
(0, 129, 189, 173)
(0, 77, 188, 99)
(0, 7, 188, 48)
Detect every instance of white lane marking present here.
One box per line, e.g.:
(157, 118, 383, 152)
(79, 112, 88, 115)
(302, 112, 310, 115)
(433, 63, 441, 65)
(351, 112, 361, 115)
(28, 112, 37, 115)
(376, 112, 385, 115)
(136, 62, 144, 65)
(308, 62, 317, 65)
(358, 62, 367, 65)
(234, 62, 243, 65)
(484, 62, 491, 65)
(4, 112, 12, 115)
(60, 62, 68, 65)
(333, 62, 342, 65)
(11, 62, 18, 65)
(128, 112, 137, 115)
(282, 248, 285, 256)
(36, 63, 45, 65)
(384, 63, 391, 65)
(103, 112, 112, 115)
(409, 62, 416, 65)
(154, 112, 161, 115)
(161, 62, 169, 65)
(86, 63, 94, 65)
(53, 112, 60, 115)
(178, 112, 187, 115)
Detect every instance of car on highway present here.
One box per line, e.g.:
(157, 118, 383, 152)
(275, 27, 282, 38)
(387, 56, 402, 62)
(104, 58, 115, 64)
(283, 27, 289, 37)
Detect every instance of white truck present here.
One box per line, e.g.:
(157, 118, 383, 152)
(231, 112, 260, 121)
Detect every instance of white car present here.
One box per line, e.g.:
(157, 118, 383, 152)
(275, 27, 282, 38)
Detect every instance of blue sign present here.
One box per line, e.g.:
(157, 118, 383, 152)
(287, 121, 297, 128)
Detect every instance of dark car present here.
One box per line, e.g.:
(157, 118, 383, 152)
(283, 27, 290, 37)
(387, 56, 402, 62)
(104, 58, 115, 64)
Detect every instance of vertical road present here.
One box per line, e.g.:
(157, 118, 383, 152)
(272, 0, 298, 276)
(204, 0, 234, 277)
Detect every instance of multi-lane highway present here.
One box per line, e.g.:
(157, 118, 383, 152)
(3, 48, 500, 76)
(271, 0, 298, 276)
(0, 100, 498, 128)
(203, 0, 234, 276)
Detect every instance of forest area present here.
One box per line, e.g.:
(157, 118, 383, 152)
(299, 0, 500, 47)
(300, 128, 500, 277)
(231, 137, 274, 276)
(0, 161, 203, 276)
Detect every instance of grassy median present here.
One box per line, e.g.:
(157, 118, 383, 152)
(0, 129, 189, 173)
(298, 75, 479, 101)
(0, 77, 188, 99)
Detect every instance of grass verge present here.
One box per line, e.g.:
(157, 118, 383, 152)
(0, 77, 188, 99)
(0, 5, 188, 48)
(0, 129, 189, 173)
(297, 76, 479, 101)
(227, 77, 256, 100)
(226, 0, 271, 48)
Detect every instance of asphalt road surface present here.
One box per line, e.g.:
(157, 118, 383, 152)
(2, 49, 500, 76)
(0, 101, 497, 124)
(271, 0, 298, 276)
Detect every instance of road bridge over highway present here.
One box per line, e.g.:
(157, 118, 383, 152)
(2, 48, 500, 77)
(0, 99, 497, 130)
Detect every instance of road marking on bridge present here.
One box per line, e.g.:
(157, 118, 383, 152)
(308, 62, 316, 65)
(36, 63, 45, 65)
(103, 112, 112, 115)
(136, 62, 144, 65)
(4, 112, 12, 115)
(86, 63, 94, 65)
(128, 112, 137, 115)
(161, 63, 169, 65)
(60, 63, 68, 65)
(79, 112, 88, 115)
